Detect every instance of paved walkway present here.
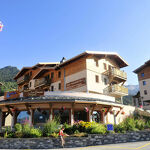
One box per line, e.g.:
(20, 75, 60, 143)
(50, 141, 150, 150)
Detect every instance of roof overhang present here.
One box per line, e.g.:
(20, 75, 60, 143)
(33, 67, 55, 79)
(14, 67, 32, 80)
(59, 51, 128, 68)
(134, 60, 150, 74)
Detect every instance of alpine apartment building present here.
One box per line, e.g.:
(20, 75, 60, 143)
(134, 60, 150, 109)
(0, 51, 131, 127)
(14, 51, 128, 99)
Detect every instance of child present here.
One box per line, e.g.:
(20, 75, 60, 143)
(59, 127, 69, 148)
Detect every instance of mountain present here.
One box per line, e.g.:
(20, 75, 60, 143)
(123, 85, 139, 105)
(0, 66, 19, 96)
(0, 66, 19, 82)
(125, 85, 139, 96)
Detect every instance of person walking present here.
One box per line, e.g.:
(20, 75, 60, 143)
(59, 127, 68, 148)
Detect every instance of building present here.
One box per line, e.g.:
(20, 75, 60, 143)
(134, 60, 150, 109)
(14, 51, 128, 98)
(0, 51, 132, 128)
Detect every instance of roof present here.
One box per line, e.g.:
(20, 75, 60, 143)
(33, 67, 55, 79)
(0, 95, 122, 107)
(14, 51, 128, 80)
(14, 67, 32, 80)
(14, 62, 59, 80)
(134, 60, 150, 74)
(32, 62, 60, 69)
(59, 51, 129, 68)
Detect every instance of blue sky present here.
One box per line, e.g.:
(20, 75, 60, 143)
(0, 0, 150, 85)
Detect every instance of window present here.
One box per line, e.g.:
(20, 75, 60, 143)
(104, 78, 107, 85)
(144, 90, 147, 95)
(109, 65, 112, 70)
(143, 81, 146, 86)
(30, 71, 32, 76)
(103, 63, 107, 70)
(59, 83, 61, 90)
(94, 59, 99, 67)
(58, 71, 61, 78)
(141, 73, 144, 77)
(95, 75, 99, 83)
(51, 72, 54, 78)
(51, 86, 54, 91)
(29, 82, 32, 87)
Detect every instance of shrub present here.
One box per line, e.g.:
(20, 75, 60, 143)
(73, 132, 87, 137)
(135, 119, 145, 130)
(114, 123, 126, 133)
(30, 128, 42, 138)
(43, 120, 60, 137)
(50, 132, 59, 138)
(22, 124, 31, 138)
(15, 123, 22, 133)
(90, 124, 107, 134)
(123, 117, 137, 131)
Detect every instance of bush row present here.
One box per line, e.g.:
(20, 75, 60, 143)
(2, 112, 150, 138)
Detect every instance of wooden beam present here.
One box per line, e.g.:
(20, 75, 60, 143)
(5, 105, 13, 116)
(91, 104, 96, 114)
(105, 106, 113, 116)
(115, 107, 123, 117)
(25, 104, 31, 114)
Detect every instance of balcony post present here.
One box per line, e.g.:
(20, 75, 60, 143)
(29, 109, 34, 126)
(49, 103, 53, 121)
(11, 110, 17, 129)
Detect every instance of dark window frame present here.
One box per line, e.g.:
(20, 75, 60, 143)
(143, 81, 146, 86)
(58, 71, 61, 78)
(95, 75, 99, 83)
(144, 90, 147, 95)
(58, 83, 61, 90)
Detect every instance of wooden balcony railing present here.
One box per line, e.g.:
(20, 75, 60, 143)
(104, 84, 128, 97)
(104, 68, 127, 81)
(17, 75, 30, 84)
(34, 78, 51, 88)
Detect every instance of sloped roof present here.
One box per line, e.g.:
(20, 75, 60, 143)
(14, 67, 32, 80)
(33, 67, 55, 79)
(134, 60, 150, 74)
(14, 62, 59, 80)
(0, 95, 121, 107)
(59, 51, 128, 68)
(14, 51, 128, 80)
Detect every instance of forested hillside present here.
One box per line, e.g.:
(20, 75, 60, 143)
(0, 66, 19, 96)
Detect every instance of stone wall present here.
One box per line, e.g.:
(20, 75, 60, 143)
(0, 131, 150, 149)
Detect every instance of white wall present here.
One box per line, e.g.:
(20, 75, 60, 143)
(50, 80, 61, 91)
(139, 79, 150, 101)
(86, 57, 120, 94)
(106, 105, 136, 124)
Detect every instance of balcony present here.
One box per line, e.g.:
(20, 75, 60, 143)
(104, 84, 128, 97)
(34, 78, 51, 88)
(104, 68, 127, 83)
(17, 75, 30, 84)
